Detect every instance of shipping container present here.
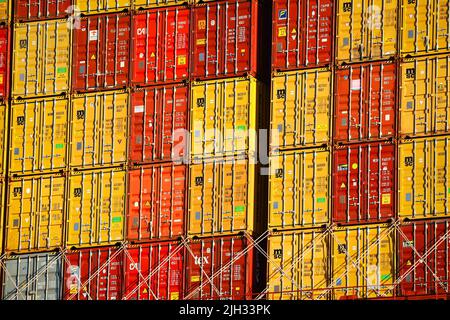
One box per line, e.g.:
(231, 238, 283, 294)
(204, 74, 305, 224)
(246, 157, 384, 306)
(1, 252, 62, 300)
(64, 246, 124, 300)
(398, 219, 450, 296)
(131, 6, 190, 86)
(73, 0, 131, 14)
(13, 0, 71, 21)
(12, 20, 71, 98)
(129, 84, 189, 165)
(9, 97, 68, 175)
(0, 0, 11, 22)
(0, 24, 10, 101)
(332, 142, 395, 225)
(400, 55, 450, 138)
(270, 68, 332, 150)
(188, 157, 259, 236)
(331, 224, 395, 299)
(191, 0, 260, 80)
(66, 168, 126, 248)
(72, 13, 130, 93)
(335, 0, 397, 64)
(0, 178, 5, 254)
(398, 136, 450, 220)
(272, 0, 333, 71)
(0, 102, 6, 177)
(123, 242, 184, 300)
(70, 91, 128, 169)
(400, 0, 450, 57)
(4, 174, 66, 253)
(334, 61, 396, 144)
(133, 0, 190, 8)
(184, 236, 256, 300)
(267, 229, 329, 300)
(191, 76, 260, 160)
(127, 164, 187, 242)
(269, 148, 330, 230)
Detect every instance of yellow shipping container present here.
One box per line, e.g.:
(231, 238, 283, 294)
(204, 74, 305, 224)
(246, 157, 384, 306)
(70, 91, 128, 169)
(74, 0, 131, 14)
(267, 229, 330, 300)
(399, 136, 450, 219)
(0, 0, 10, 22)
(4, 174, 66, 253)
(336, 0, 397, 63)
(12, 20, 71, 98)
(0, 102, 7, 177)
(271, 68, 332, 151)
(188, 156, 257, 236)
(190, 76, 260, 160)
(269, 148, 330, 230)
(331, 224, 395, 299)
(400, 0, 450, 56)
(9, 97, 68, 175)
(400, 55, 450, 138)
(133, 0, 190, 9)
(67, 168, 126, 248)
(0, 178, 4, 254)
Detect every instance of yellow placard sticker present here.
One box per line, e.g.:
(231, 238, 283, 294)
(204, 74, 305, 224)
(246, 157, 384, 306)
(170, 292, 180, 300)
(382, 194, 391, 205)
(278, 27, 287, 37)
(143, 288, 148, 294)
(291, 28, 297, 34)
(352, 163, 358, 170)
(340, 183, 346, 189)
(91, 54, 96, 60)
(178, 55, 186, 65)
(0, 74, 3, 84)
(150, 52, 155, 58)
(145, 201, 151, 207)
(191, 276, 200, 282)
(70, 284, 78, 294)
(198, 20, 206, 30)
(196, 38, 206, 45)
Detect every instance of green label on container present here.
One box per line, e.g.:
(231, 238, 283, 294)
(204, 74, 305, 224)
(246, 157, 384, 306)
(317, 197, 326, 203)
(56, 143, 64, 149)
(448, 188, 450, 194)
(112, 217, 122, 223)
(0, 0, 6, 3)
(57, 67, 67, 73)
(234, 206, 245, 213)
(237, 125, 247, 131)
(381, 274, 391, 281)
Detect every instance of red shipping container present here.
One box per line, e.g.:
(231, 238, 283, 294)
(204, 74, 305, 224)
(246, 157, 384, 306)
(333, 142, 395, 224)
(14, 0, 72, 21)
(191, 0, 260, 80)
(0, 24, 10, 101)
(272, 0, 333, 71)
(129, 84, 189, 164)
(72, 13, 130, 93)
(399, 219, 450, 297)
(64, 247, 124, 300)
(334, 61, 396, 144)
(131, 7, 190, 85)
(127, 164, 187, 242)
(184, 236, 254, 300)
(123, 242, 184, 300)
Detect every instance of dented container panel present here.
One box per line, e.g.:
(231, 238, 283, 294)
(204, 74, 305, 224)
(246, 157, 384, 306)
(269, 149, 330, 230)
(74, 0, 131, 14)
(127, 164, 187, 242)
(14, 0, 72, 21)
(271, 68, 332, 150)
(70, 91, 128, 169)
(67, 169, 126, 248)
(0, 24, 10, 101)
(5, 175, 66, 253)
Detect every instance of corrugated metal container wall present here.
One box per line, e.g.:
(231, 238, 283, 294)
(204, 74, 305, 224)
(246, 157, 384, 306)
(188, 157, 256, 236)
(398, 136, 450, 220)
(191, 0, 260, 80)
(332, 143, 395, 225)
(272, 0, 333, 71)
(191, 76, 259, 160)
(1, 253, 62, 300)
(267, 230, 329, 300)
(269, 149, 330, 230)
(0, 102, 6, 176)
(64, 247, 124, 300)
(0, 0, 10, 22)
(73, 0, 131, 14)
(400, 55, 450, 138)
(72, 13, 130, 93)
(331, 224, 395, 299)
(67, 168, 126, 248)
(9, 97, 68, 176)
(184, 236, 254, 300)
(398, 219, 450, 297)
(129, 84, 189, 165)
(5, 174, 66, 253)
(334, 61, 396, 144)
(0, 178, 4, 254)
(0, 24, 10, 101)
(127, 164, 186, 242)
(270, 68, 332, 151)
(70, 91, 128, 169)
(133, 0, 190, 8)
(400, 0, 450, 57)
(12, 20, 71, 98)
(335, 0, 397, 64)
(14, 0, 71, 21)
(123, 242, 184, 300)
(131, 7, 190, 86)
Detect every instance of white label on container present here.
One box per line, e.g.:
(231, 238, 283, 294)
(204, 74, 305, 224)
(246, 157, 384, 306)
(120, 61, 125, 68)
(134, 105, 144, 113)
(351, 79, 361, 90)
(385, 114, 390, 121)
(322, 38, 328, 42)
(89, 30, 98, 41)
(134, 201, 139, 207)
